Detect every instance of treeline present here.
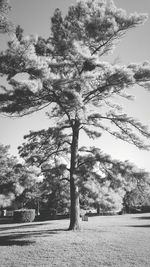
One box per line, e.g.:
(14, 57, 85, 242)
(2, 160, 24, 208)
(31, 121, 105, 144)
(1, 143, 150, 216)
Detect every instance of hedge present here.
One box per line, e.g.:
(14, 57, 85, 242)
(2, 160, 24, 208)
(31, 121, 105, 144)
(13, 209, 35, 223)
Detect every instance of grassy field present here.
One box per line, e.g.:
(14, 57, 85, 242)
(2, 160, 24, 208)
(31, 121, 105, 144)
(0, 213, 150, 267)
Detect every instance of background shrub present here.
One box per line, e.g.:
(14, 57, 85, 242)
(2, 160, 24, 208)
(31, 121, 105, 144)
(13, 209, 35, 223)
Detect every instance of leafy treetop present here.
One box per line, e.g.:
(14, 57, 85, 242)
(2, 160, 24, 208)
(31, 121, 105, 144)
(0, 0, 150, 149)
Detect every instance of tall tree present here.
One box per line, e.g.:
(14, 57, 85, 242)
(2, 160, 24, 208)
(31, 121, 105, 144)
(1, 0, 150, 229)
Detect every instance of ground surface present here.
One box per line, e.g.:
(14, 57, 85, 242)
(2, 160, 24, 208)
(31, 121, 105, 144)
(0, 213, 150, 267)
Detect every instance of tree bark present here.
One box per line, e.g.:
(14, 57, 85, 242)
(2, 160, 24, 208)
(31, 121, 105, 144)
(68, 119, 80, 230)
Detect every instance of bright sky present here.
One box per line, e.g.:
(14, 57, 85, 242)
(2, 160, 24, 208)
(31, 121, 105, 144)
(0, 0, 150, 172)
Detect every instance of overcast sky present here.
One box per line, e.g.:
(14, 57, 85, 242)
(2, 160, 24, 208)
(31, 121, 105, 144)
(0, 0, 150, 171)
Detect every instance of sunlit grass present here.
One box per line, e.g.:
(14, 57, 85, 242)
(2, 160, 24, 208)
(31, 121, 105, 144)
(0, 213, 150, 267)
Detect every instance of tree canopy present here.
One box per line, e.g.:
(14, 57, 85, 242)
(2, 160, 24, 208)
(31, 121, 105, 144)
(0, 0, 150, 229)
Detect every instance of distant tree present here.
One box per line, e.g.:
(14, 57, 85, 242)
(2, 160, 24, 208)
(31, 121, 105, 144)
(76, 147, 126, 213)
(38, 164, 70, 214)
(18, 129, 70, 213)
(122, 168, 150, 213)
(12, 164, 42, 210)
(78, 151, 150, 214)
(0, 0, 13, 34)
(15, 25, 24, 41)
(0, 143, 40, 209)
(1, 0, 150, 229)
(0, 144, 18, 195)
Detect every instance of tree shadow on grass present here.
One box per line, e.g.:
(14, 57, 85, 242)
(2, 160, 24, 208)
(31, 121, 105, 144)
(129, 224, 150, 228)
(136, 216, 150, 220)
(0, 218, 13, 224)
(0, 222, 53, 232)
(0, 235, 35, 246)
(0, 228, 67, 246)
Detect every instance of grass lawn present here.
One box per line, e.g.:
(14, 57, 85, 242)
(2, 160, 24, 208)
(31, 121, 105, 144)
(0, 213, 150, 267)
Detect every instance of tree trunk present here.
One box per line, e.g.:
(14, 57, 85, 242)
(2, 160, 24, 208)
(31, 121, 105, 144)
(97, 204, 100, 215)
(68, 119, 80, 230)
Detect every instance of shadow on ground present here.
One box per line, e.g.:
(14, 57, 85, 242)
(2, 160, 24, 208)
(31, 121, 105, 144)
(0, 218, 13, 224)
(0, 235, 36, 246)
(0, 222, 52, 232)
(0, 225, 67, 246)
(136, 216, 150, 220)
(129, 224, 150, 228)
